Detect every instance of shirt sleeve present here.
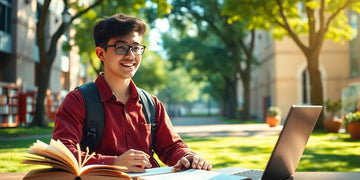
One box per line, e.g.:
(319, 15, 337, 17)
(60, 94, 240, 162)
(152, 97, 193, 166)
(52, 89, 116, 165)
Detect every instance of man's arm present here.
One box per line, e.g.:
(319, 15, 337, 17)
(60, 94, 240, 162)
(52, 90, 116, 165)
(151, 98, 212, 171)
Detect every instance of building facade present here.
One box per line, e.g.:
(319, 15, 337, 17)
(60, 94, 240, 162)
(249, 13, 360, 120)
(0, 0, 87, 126)
(0, 0, 87, 94)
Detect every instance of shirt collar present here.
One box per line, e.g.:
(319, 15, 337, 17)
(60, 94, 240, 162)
(94, 73, 138, 102)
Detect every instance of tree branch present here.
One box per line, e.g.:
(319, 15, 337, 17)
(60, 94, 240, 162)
(47, 0, 104, 65)
(324, 0, 353, 32)
(71, 0, 104, 21)
(307, 0, 316, 48)
(275, 0, 308, 54)
(37, 0, 51, 70)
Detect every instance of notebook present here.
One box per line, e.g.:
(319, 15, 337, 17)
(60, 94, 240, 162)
(216, 105, 323, 180)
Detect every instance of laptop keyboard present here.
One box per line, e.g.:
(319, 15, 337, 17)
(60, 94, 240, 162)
(233, 169, 264, 180)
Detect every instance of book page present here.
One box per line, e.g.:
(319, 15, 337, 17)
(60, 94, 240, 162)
(137, 169, 251, 180)
(25, 140, 78, 175)
(23, 140, 132, 179)
(127, 166, 173, 178)
(49, 139, 79, 174)
(22, 155, 73, 171)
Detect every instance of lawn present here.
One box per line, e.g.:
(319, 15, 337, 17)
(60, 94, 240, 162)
(0, 127, 359, 173)
(181, 132, 360, 172)
(0, 123, 54, 137)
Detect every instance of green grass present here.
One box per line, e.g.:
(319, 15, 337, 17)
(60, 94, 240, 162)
(179, 132, 360, 172)
(0, 138, 51, 172)
(0, 122, 54, 137)
(0, 126, 359, 173)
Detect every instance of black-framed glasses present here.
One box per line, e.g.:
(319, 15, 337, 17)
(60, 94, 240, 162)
(103, 43, 146, 56)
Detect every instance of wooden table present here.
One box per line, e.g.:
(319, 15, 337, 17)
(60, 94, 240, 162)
(293, 172, 360, 180)
(0, 172, 26, 180)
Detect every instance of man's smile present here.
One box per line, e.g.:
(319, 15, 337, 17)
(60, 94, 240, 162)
(120, 62, 136, 67)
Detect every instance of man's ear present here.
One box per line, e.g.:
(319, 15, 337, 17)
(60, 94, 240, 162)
(95, 47, 105, 62)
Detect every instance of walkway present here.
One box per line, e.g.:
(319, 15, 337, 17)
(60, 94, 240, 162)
(0, 116, 283, 141)
(171, 116, 282, 137)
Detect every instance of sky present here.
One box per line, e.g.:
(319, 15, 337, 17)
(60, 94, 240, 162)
(149, 18, 170, 52)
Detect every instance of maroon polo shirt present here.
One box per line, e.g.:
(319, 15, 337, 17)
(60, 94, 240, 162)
(52, 73, 191, 167)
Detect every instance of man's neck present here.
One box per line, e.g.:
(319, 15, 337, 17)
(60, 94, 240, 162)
(103, 73, 131, 103)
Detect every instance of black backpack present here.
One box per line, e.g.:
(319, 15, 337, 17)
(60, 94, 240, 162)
(77, 82, 157, 153)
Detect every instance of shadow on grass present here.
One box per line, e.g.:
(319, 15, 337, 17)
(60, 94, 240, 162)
(181, 135, 360, 171)
(0, 126, 54, 137)
(0, 138, 51, 149)
(299, 151, 360, 171)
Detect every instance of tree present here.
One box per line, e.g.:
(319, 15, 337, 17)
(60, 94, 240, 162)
(132, 50, 168, 92)
(157, 66, 204, 116)
(161, 33, 237, 117)
(223, 0, 360, 128)
(166, 0, 257, 120)
(33, 0, 104, 127)
(32, 0, 171, 127)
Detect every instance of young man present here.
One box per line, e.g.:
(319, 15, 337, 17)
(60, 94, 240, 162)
(52, 13, 212, 173)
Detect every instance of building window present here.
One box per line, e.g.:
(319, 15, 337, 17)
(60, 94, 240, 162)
(0, 0, 12, 34)
(349, 11, 360, 78)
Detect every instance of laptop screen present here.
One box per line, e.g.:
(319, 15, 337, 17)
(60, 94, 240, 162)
(261, 105, 322, 180)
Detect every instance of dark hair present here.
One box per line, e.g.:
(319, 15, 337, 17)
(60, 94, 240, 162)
(93, 13, 147, 47)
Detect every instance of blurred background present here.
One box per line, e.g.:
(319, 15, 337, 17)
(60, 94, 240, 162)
(1, 0, 360, 130)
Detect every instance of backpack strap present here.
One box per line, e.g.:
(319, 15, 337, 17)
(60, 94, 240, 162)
(78, 82, 157, 153)
(137, 87, 157, 149)
(77, 82, 104, 153)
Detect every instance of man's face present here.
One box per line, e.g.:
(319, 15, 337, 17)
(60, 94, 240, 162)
(96, 31, 143, 80)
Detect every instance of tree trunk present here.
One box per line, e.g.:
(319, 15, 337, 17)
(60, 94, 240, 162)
(242, 74, 251, 120)
(306, 53, 324, 129)
(224, 77, 238, 119)
(31, 67, 50, 127)
(30, 0, 104, 127)
(219, 97, 225, 117)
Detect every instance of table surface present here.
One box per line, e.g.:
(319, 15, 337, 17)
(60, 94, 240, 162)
(292, 172, 360, 180)
(1, 171, 359, 180)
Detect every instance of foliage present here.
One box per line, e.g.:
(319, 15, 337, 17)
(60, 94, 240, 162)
(324, 99, 342, 119)
(223, 0, 360, 42)
(222, 0, 360, 128)
(344, 111, 360, 124)
(165, 0, 259, 119)
(156, 66, 204, 105)
(266, 106, 282, 117)
(133, 51, 168, 93)
(161, 31, 238, 118)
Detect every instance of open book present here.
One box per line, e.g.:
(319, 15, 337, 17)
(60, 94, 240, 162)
(22, 139, 131, 180)
(129, 167, 251, 180)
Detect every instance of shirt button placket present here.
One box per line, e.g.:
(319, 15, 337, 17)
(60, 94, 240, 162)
(124, 106, 131, 149)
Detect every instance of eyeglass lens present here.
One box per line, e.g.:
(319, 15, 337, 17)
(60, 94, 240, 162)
(115, 43, 145, 55)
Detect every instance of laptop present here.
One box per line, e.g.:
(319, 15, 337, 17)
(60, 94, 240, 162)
(216, 105, 323, 180)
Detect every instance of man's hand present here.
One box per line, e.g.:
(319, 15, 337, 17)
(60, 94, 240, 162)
(173, 154, 212, 172)
(113, 149, 152, 173)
